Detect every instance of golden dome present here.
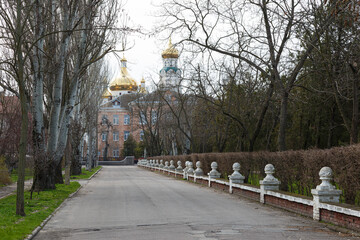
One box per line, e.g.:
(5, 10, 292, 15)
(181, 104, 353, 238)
(141, 77, 145, 83)
(102, 88, 112, 98)
(109, 57, 138, 92)
(161, 38, 179, 59)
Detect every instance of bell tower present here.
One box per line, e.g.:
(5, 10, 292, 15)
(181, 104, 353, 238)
(159, 38, 181, 92)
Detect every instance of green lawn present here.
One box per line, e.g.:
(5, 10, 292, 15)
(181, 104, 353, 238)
(10, 168, 33, 183)
(0, 169, 33, 188)
(0, 182, 80, 240)
(68, 166, 102, 180)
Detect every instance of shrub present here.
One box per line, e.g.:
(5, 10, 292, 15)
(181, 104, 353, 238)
(0, 156, 11, 186)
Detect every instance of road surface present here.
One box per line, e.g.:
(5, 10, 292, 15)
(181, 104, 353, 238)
(34, 166, 358, 240)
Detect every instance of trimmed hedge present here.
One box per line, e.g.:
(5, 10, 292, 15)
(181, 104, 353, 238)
(151, 144, 360, 205)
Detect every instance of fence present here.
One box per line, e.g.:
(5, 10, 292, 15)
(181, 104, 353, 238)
(138, 159, 360, 232)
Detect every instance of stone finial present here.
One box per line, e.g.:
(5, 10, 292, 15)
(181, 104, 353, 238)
(316, 167, 335, 191)
(208, 161, 221, 179)
(311, 166, 342, 203)
(194, 161, 204, 176)
(187, 162, 194, 174)
(164, 161, 169, 169)
(229, 162, 245, 184)
(169, 160, 176, 171)
(184, 161, 189, 172)
(260, 164, 280, 191)
(159, 159, 164, 168)
(176, 161, 183, 172)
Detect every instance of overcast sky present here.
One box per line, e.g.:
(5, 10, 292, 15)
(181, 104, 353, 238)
(108, 0, 165, 87)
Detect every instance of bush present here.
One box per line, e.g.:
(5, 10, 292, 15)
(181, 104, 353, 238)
(151, 144, 360, 205)
(0, 156, 11, 186)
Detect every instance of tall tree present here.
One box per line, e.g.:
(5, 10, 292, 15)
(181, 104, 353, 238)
(157, 0, 353, 151)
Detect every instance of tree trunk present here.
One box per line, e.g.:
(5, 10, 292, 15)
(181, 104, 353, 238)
(64, 138, 71, 185)
(249, 82, 274, 152)
(55, 161, 64, 184)
(350, 68, 359, 144)
(15, 0, 26, 216)
(278, 91, 289, 151)
(32, 161, 56, 191)
(86, 130, 93, 171)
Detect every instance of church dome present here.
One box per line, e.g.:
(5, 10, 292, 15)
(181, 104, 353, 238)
(161, 38, 179, 59)
(109, 57, 138, 92)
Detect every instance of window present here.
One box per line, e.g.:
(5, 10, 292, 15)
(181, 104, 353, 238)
(101, 132, 107, 141)
(113, 115, 119, 125)
(139, 112, 146, 125)
(101, 115, 108, 125)
(113, 131, 119, 141)
(124, 131, 130, 141)
(151, 111, 157, 124)
(113, 101, 120, 108)
(124, 115, 130, 125)
(113, 149, 119, 157)
(140, 130, 144, 141)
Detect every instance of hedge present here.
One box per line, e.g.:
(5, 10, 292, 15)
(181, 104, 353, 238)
(151, 144, 360, 205)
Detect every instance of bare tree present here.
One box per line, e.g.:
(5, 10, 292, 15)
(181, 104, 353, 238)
(157, 0, 354, 151)
(0, 0, 33, 216)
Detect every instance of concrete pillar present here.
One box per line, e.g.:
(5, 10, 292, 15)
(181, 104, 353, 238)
(176, 161, 183, 173)
(260, 164, 280, 203)
(183, 161, 189, 179)
(311, 167, 342, 221)
(229, 162, 245, 184)
(169, 160, 176, 171)
(208, 162, 221, 179)
(187, 162, 194, 175)
(159, 159, 164, 168)
(194, 161, 204, 177)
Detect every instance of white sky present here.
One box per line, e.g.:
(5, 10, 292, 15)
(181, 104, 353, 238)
(108, 0, 165, 87)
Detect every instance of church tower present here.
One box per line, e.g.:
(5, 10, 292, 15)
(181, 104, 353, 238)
(159, 38, 181, 92)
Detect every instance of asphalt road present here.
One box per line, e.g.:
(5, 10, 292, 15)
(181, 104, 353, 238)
(34, 166, 358, 240)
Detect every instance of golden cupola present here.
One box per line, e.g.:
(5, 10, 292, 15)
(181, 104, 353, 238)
(161, 38, 179, 59)
(109, 56, 138, 92)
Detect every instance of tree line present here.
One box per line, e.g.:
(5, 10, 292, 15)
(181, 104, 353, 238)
(0, 0, 129, 216)
(135, 0, 359, 156)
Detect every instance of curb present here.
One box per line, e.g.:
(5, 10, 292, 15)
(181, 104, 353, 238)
(88, 166, 102, 180)
(25, 167, 103, 240)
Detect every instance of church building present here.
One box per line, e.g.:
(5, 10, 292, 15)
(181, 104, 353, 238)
(97, 39, 180, 159)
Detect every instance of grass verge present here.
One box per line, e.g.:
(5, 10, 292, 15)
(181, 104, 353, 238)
(69, 166, 102, 180)
(0, 182, 81, 240)
(10, 168, 33, 183)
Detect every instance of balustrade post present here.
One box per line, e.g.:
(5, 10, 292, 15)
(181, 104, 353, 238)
(311, 167, 342, 221)
(260, 164, 280, 203)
